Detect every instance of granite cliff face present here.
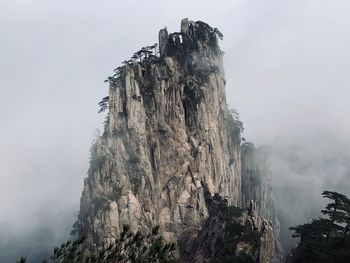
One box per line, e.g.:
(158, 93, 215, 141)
(77, 19, 283, 262)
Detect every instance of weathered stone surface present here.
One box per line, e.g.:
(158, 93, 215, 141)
(180, 194, 281, 262)
(78, 19, 283, 262)
(158, 27, 168, 57)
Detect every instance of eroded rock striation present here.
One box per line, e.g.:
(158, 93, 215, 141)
(77, 19, 283, 262)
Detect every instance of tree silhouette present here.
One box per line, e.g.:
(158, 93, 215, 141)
(98, 96, 109, 113)
(213, 28, 224, 40)
(17, 225, 177, 263)
(289, 190, 350, 262)
(229, 108, 244, 133)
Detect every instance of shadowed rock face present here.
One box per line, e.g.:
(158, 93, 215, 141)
(180, 195, 283, 263)
(78, 19, 282, 262)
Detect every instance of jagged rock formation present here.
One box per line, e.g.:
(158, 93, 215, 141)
(77, 19, 282, 262)
(241, 143, 284, 262)
(179, 143, 284, 263)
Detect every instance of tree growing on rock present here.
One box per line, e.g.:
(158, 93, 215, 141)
(288, 190, 350, 263)
(98, 96, 109, 113)
(17, 225, 177, 263)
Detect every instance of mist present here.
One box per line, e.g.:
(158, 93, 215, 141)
(269, 131, 350, 254)
(1, 0, 350, 261)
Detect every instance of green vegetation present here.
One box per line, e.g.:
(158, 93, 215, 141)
(98, 96, 109, 113)
(289, 190, 350, 262)
(215, 203, 258, 263)
(17, 225, 176, 263)
(103, 42, 159, 91)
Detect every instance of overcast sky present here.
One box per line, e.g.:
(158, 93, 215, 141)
(1, 0, 350, 259)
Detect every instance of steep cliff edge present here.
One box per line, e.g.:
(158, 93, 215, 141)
(77, 19, 282, 262)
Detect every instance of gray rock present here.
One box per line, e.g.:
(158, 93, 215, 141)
(181, 18, 189, 33)
(78, 19, 283, 263)
(158, 27, 168, 57)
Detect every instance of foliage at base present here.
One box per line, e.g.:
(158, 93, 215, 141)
(17, 225, 177, 263)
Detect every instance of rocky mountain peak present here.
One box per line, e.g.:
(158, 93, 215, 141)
(77, 18, 282, 262)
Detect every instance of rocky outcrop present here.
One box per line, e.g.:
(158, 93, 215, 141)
(77, 19, 282, 262)
(241, 142, 284, 262)
(180, 143, 284, 263)
(180, 191, 282, 263)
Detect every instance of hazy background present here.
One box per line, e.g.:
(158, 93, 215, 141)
(1, 0, 350, 261)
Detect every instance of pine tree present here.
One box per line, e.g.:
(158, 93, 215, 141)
(17, 225, 177, 263)
(289, 190, 350, 263)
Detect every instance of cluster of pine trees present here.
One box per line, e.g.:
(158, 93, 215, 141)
(288, 191, 350, 262)
(17, 226, 176, 263)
